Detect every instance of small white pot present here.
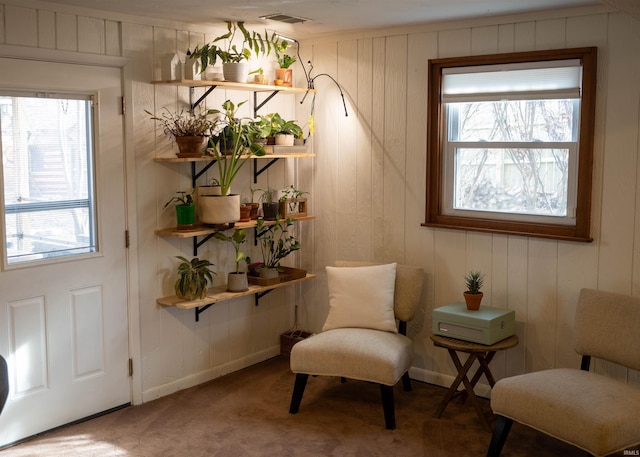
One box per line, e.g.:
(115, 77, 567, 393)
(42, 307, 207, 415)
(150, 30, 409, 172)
(223, 62, 249, 83)
(199, 194, 240, 225)
(275, 134, 294, 146)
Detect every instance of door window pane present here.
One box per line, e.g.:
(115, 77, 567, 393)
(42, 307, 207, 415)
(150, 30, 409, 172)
(1, 93, 96, 265)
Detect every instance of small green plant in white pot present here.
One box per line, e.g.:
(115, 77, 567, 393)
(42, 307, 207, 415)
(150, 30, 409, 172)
(255, 217, 300, 279)
(213, 228, 249, 292)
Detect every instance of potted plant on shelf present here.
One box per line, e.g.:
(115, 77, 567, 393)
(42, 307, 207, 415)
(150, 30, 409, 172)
(279, 185, 308, 218)
(189, 21, 289, 83)
(213, 228, 249, 292)
(463, 270, 485, 310)
(174, 256, 215, 300)
(249, 67, 268, 85)
(254, 217, 301, 280)
(275, 54, 296, 87)
(259, 187, 279, 221)
(146, 108, 213, 158)
(259, 113, 303, 147)
(199, 99, 266, 225)
(164, 190, 195, 230)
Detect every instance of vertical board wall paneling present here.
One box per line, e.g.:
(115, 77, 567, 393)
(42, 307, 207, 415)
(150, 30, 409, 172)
(78, 16, 105, 54)
(336, 39, 359, 260)
(55, 13, 77, 51)
(5, 5, 37, 47)
(405, 31, 436, 362)
(355, 38, 374, 261)
(370, 37, 386, 261)
(37, 10, 55, 49)
(382, 35, 408, 262)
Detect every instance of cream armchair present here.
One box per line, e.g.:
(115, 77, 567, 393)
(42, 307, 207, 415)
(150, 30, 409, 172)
(289, 261, 424, 429)
(488, 288, 640, 456)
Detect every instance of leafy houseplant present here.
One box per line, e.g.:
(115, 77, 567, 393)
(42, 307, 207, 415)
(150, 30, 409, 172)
(199, 99, 266, 225)
(259, 187, 279, 221)
(255, 217, 301, 279)
(164, 191, 195, 230)
(276, 54, 296, 87)
(189, 21, 289, 82)
(213, 229, 249, 292)
(146, 108, 213, 158)
(249, 67, 268, 85)
(174, 256, 215, 300)
(279, 185, 308, 218)
(463, 270, 485, 310)
(259, 113, 303, 146)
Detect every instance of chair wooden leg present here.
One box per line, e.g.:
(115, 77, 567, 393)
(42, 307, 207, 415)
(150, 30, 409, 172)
(380, 384, 396, 430)
(289, 373, 309, 414)
(401, 372, 412, 392)
(487, 415, 513, 457)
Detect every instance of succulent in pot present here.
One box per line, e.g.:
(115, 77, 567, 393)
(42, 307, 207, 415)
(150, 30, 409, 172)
(463, 270, 485, 310)
(275, 54, 296, 87)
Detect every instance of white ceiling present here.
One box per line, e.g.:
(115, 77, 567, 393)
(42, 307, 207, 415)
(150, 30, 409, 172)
(36, 0, 623, 38)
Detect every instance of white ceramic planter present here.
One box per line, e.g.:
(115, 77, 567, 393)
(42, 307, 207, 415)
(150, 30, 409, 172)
(199, 194, 240, 225)
(223, 62, 249, 83)
(275, 133, 294, 146)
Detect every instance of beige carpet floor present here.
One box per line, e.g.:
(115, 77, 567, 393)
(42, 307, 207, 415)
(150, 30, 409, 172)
(1, 356, 634, 456)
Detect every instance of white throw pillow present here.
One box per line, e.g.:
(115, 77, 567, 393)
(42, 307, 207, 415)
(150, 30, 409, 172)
(322, 263, 398, 333)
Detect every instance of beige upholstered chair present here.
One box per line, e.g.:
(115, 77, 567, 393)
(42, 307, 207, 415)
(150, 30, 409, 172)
(289, 261, 424, 429)
(488, 288, 640, 457)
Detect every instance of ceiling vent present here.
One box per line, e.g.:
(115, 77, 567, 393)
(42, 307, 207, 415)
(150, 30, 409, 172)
(260, 13, 309, 24)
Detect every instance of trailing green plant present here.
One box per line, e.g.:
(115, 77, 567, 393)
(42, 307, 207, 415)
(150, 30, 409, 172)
(207, 99, 266, 195)
(213, 228, 248, 274)
(278, 54, 297, 69)
(464, 270, 485, 295)
(174, 256, 215, 300)
(279, 185, 308, 202)
(145, 108, 213, 137)
(163, 191, 194, 208)
(256, 217, 301, 270)
(189, 21, 289, 72)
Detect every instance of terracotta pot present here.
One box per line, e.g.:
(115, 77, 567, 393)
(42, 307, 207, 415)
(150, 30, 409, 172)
(246, 203, 260, 220)
(275, 68, 292, 87)
(464, 292, 483, 311)
(175, 136, 205, 158)
(239, 204, 252, 222)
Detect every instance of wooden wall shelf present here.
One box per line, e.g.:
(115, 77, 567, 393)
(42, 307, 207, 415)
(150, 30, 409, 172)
(157, 273, 316, 321)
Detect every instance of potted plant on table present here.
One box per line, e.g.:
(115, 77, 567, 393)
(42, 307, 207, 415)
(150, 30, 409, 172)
(463, 270, 485, 310)
(198, 99, 266, 225)
(164, 190, 195, 230)
(275, 54, 296, 87)
(189, 21, 289, 83)
(174, 256, 215, 300)
(213, 228, 249, 292)
(254, 217, 301, 280)
(146, 108, 213, 158)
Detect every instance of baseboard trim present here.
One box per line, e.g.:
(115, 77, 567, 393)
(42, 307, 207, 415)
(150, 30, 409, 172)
(141, 346, 280, 402)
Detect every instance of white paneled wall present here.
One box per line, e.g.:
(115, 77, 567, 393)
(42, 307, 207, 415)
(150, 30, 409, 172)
(303, 9, 640, 389)
(2, 1, 638, 406)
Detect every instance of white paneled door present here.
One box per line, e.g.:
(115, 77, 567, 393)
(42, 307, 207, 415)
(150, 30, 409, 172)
(0, 57, 130, 446)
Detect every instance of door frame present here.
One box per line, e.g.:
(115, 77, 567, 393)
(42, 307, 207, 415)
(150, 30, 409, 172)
(0, 43, 142, 405)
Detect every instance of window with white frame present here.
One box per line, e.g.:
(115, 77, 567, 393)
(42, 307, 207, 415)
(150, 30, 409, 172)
(425, 48, 597, 241)
(1, 91, 97, 266)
